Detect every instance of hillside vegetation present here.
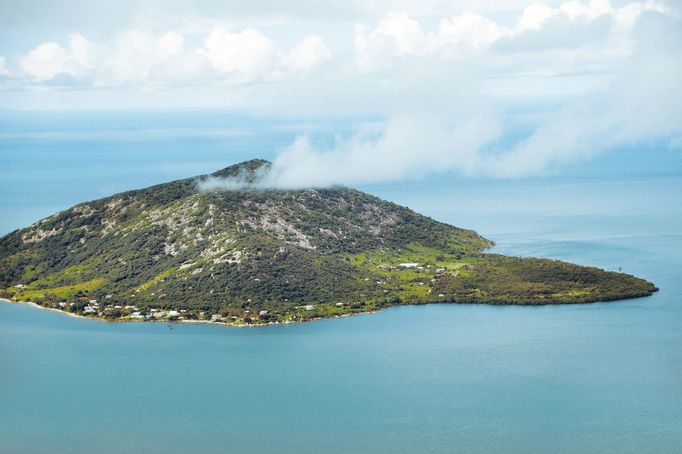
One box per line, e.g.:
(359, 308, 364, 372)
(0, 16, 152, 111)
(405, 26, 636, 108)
(0, 160, 657, 325)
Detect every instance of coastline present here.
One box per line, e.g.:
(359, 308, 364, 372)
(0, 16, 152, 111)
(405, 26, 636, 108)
(0, 297, 380, 328)
(1, 290, 657, 328)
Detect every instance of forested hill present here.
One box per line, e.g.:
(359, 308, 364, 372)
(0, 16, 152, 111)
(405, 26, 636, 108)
(0, 159, 657, 325)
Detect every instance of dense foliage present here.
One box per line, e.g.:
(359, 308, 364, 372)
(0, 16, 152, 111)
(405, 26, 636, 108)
(0, 159, 657, 325)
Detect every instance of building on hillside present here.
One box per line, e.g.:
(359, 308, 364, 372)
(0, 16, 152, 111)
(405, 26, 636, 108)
(398, 263, 419, 268)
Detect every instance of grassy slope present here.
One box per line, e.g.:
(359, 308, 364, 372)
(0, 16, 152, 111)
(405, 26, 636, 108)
(0, 161, 657, 325)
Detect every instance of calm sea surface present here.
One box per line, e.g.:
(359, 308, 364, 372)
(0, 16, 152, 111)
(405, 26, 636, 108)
(1, 111, 681, 453)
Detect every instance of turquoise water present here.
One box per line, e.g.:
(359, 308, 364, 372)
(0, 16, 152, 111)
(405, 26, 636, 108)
(1, 111, 681, 453)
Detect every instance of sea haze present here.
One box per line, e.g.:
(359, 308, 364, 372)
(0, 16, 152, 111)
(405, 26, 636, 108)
(1, 110, 681, 453)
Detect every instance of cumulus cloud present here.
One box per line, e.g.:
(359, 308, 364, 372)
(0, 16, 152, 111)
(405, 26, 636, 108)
(14, 25, 333, 86)
(437, 12, 510, 49)
(280, 35, 332, 73)
(23, 43, 71, 79)
(199, 28, 333, 82)
(20, 33, 96, 80)
(354, 12, 428, 70)
(352, 0, 669, 66)
(200, 27, 277, 82)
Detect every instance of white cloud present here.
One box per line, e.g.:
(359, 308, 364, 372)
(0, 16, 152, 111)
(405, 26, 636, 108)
(200, 26, 277, 82)
(14, 26, 333, 87)
(437, 12, 510, 49)
(106, 30, 185, 82)
(354, 12, 427, 70)
(198, 27, 333, 82)
(22, 42, 70, 79)
(0, 57, 10, 76)
(15, 0, 667, 88)
(516, 2, 560, 31)
(450, 8, 682, 178)
(353, 9, 512, 65)
(281, 35, 332, 73)
(20, 33, 95, 80)
(369, 12, 426, 56)
(261, 111, 498, 188)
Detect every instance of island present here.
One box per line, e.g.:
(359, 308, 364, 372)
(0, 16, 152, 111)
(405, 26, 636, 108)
(0, 159, 657, 325)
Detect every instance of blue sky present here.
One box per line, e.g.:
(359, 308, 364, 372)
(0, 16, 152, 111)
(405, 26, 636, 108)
(0, 0, 680, 186)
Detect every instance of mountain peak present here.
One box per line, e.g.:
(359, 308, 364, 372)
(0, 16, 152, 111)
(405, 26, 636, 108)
(211, 159, 271, 179)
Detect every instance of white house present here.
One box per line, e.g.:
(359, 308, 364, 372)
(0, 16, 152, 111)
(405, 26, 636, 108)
(305, 305, 314, 311)
(399, 263, 419, 268)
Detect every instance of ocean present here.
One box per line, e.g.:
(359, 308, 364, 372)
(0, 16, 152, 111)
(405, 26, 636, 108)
(1, 110, 681, 453)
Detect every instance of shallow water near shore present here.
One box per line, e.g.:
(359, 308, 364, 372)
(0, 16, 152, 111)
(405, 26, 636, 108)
(1, 111, 681, 453)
